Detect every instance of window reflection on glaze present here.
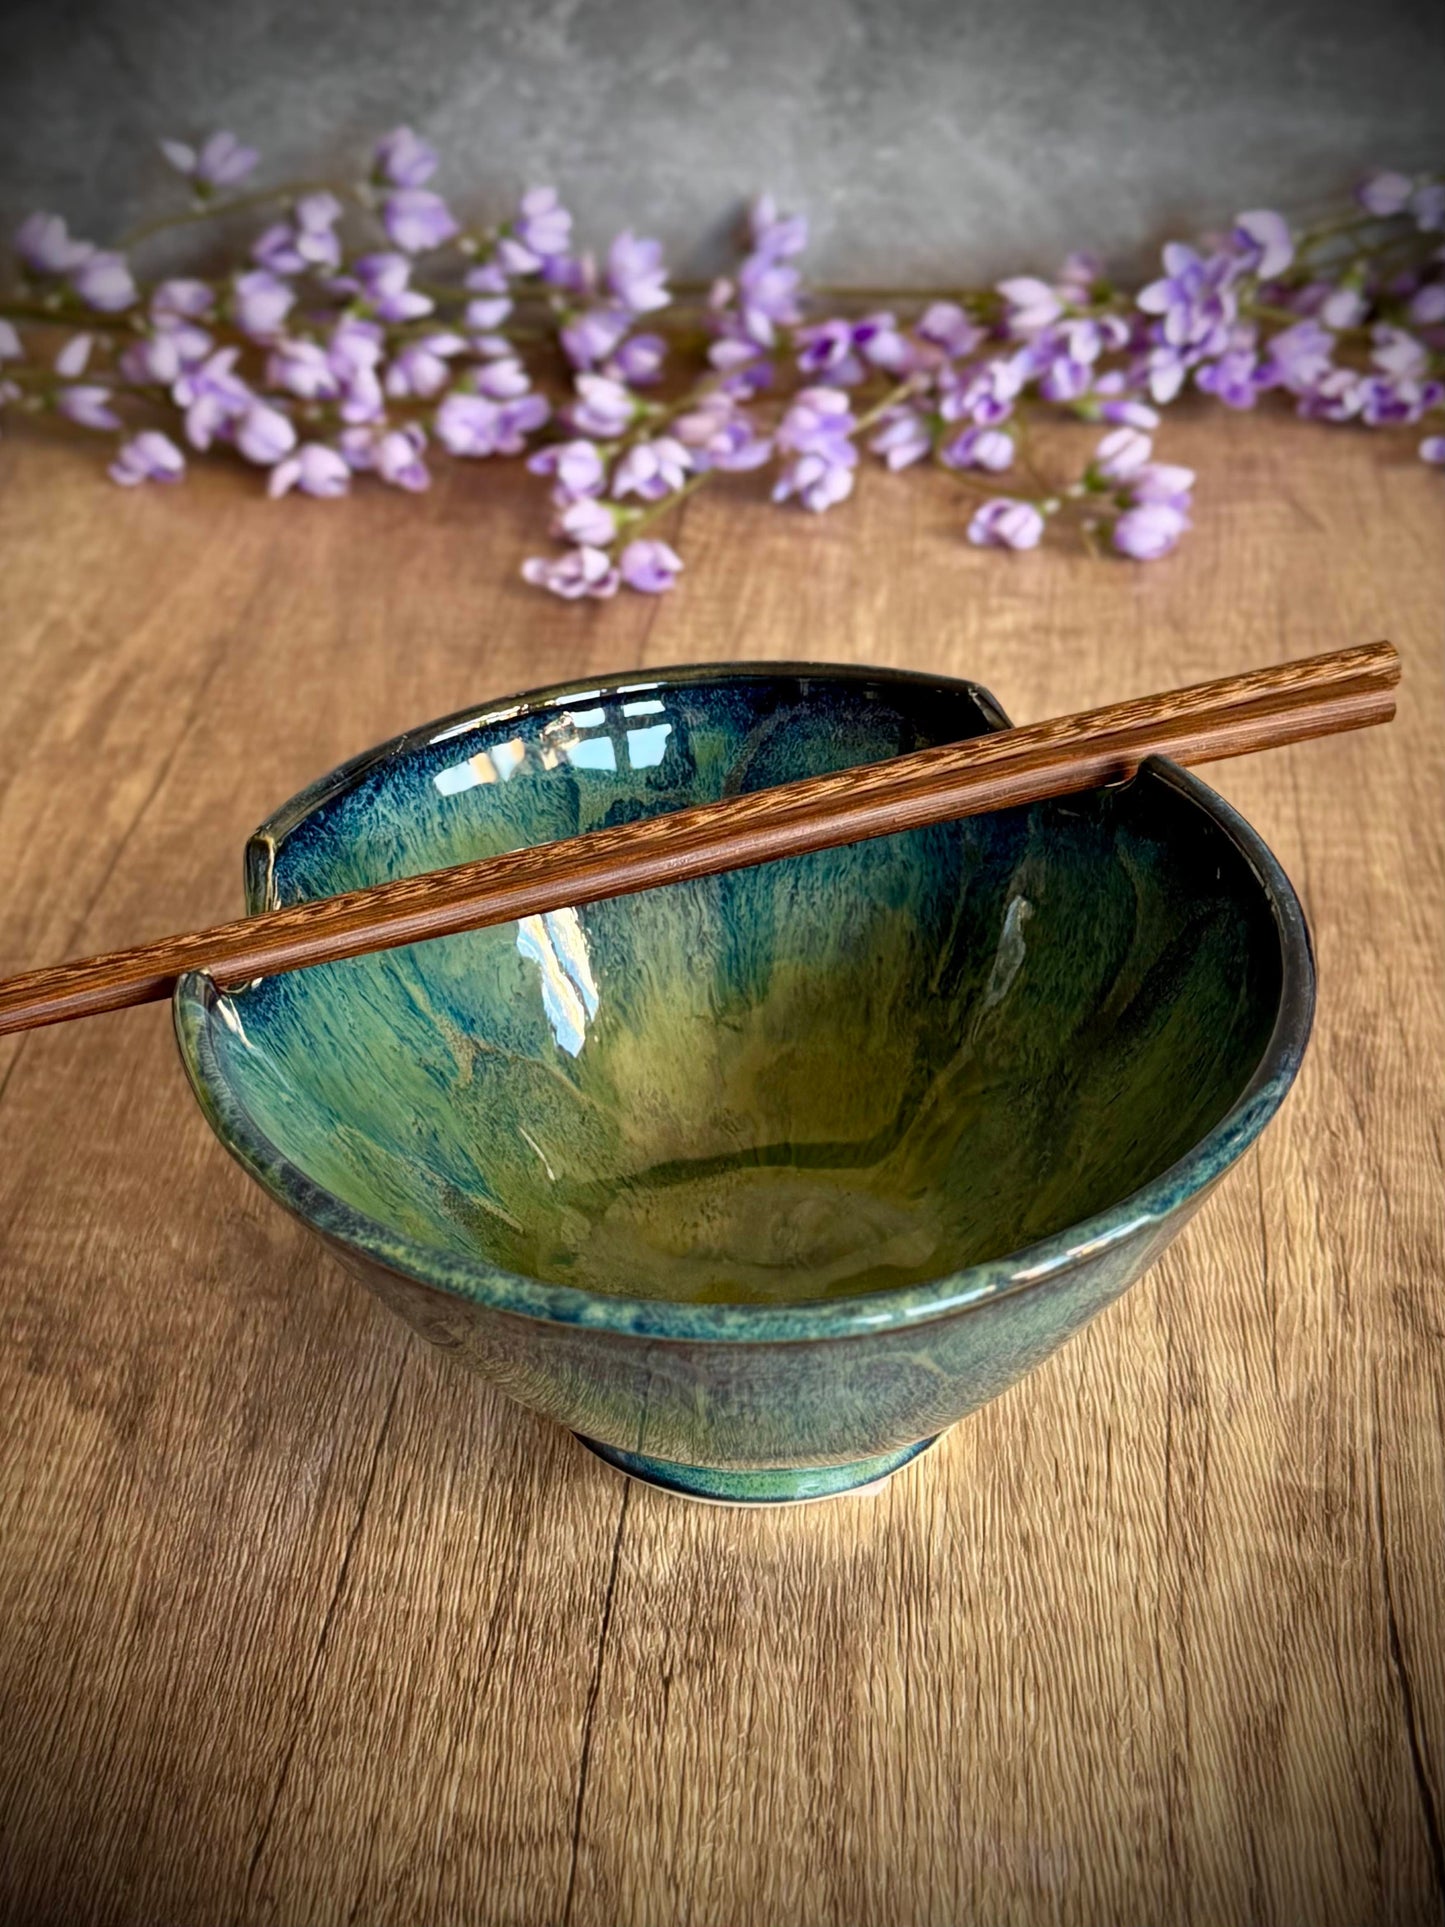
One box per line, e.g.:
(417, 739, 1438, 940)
(514, 907, 600, 1056)
(433, 710, 674, 793)
(428, 697, 681, 1052)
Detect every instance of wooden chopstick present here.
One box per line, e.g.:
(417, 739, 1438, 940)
(0, 642, 1399, 1037)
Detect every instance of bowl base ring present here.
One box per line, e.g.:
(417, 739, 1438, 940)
(572, 1434, 939, 1506)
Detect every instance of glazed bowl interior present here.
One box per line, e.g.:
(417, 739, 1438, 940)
(182, 666, 1289, 1310)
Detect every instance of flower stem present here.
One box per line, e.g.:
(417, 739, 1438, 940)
(622, 467, 715, 541)
(116, 179, 353, 249)
(850, 377, 920, 436)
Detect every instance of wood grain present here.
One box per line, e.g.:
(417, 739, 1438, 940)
(0, 639, 1399, 1033)
(0, 408, 1440, 1927)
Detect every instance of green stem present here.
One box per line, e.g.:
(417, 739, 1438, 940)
(850, 377, 920, 436)
(621, 467, 714, 541)
(117, 179, 351, 250)
(1295, 209, 1376, 256)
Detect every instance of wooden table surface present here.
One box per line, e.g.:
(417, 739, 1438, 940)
(0, 413, 1441, 1927)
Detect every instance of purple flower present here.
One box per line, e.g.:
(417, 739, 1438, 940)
(775, 385, 855, 461)
(1112, 502, 1189, 560)
(252, 192, 344, 274)
(916, 301, 982, 360)
(349, 253, 433, 323)
(267, 338, 341, 401)
(728, 222, 806, 345)
(434, 392, 505, 457)
(329, 319, 386, 423)
(466, 294, 514, 333)
(1128, 462, 1194, 507)
(1419, 435, 1445, 465)
(939, 356, 1025, 428)
(672, 396, 773, 472)
(1316, 285, 1365, 330)
(496, 393, 550, 449)
(967, 499, 1045, 550)
(570, 373, 637, 438)
(773, 449, 855, 512)
(252, 223, 300, 274)
(942, 424, 1014, 472)
(109, 431, 186, 487)
(997, 276, 1063, 334)
(373, 425, 431, 491)
(1357, 171, 1414, 217)
(607, 232, 669, 314)
(1137, 243, 1236, 354)
(869, 408, 932, 470)
(151, 278, 213, 320)
(1412, 182, 1445, 232)
(1261, 319, 1334, 394)
(54, 333, 93, 377)
(15, 212, 93, 275)
(373, 127, 439, 189)
(383, 189, 460, 255)
(171, 346, 250, 449)
(561, 307, 632, 370)
(1195, 346, 1263, 409)
(1099, 397, 1160, 429)
(773, 387, 857, 512)
(528, 438, 607, 497)
(509, 187, 573, 269)
(1058, 317, 1111, 363)
(612, 435, 691, 501)
(1092, 426, 1152, 481)
(235, 401, 297, 466)
(1057, 251, 1105, 304)
(558, 497, 618, 546)
(0, 320, 21, 360)
(268, 443, 351, 499)
(521, 545, 620, 600)
(1038, 352, 1092, 403)
(72, 251, 138, 312)
(609, 333, 666, 386)
(232, 269, 295, 338)
(796, 319, 865, 385)
(1232, 209, 1294, 280)
(1373, 325, 1430, 378)
(1358, 375, 1430, 426)
(435, 390, 547, 458)
(749, 195, 808, 261)
(56, 385, 121, 430)
(384, 332, 467, 399)
(1408, 283, 1445, 325)
(1141, 344, 1190, 405)
(855, 312, 914, 374)
(161, 130, 259, 189)
(620, 539, 683, 593)
(1296, 367, 1364, 422)
(473, 356, 532, 401)
(295, 190, 341, 236)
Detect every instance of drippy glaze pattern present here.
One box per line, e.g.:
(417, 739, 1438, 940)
(176, 663, 1314, 1502)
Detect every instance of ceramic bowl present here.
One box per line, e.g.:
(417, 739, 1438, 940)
(176, 663, 1313, 1504)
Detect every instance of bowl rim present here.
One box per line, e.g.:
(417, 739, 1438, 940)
(175, 658, 1316, 1344)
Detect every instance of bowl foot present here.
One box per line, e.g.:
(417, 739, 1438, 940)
(572, 1435, 938, 1506)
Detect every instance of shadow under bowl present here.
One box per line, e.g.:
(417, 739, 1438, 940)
(176, 662, 1314, 1504)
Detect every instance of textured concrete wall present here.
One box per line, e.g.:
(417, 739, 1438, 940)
(3, 0, 1443, 280)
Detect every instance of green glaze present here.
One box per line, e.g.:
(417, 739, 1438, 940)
(176, 662, 1314, 1503)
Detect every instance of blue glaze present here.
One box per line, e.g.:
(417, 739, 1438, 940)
(175, 662, 1314, 1503)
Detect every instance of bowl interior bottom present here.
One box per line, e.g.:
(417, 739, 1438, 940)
(193, 673, 1284, 1306)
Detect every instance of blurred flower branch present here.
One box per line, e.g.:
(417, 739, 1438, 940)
(2, 130, 1442, 598)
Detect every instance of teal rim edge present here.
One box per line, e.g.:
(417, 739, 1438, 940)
(572, 1434, 938, 1502)
(173, 659, 1316, 1346)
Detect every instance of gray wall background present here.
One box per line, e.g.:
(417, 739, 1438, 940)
(3, 0, 1443, 281)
